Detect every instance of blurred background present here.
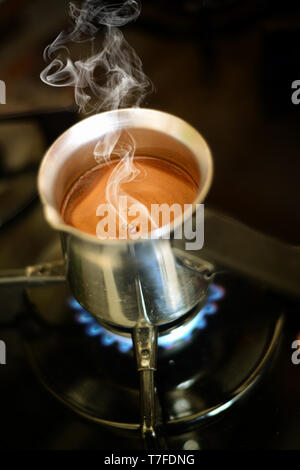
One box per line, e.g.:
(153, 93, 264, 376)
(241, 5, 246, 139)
(0, 1, 300, 451)
(0, 0, 300, 245)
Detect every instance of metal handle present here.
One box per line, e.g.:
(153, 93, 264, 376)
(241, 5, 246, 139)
(0, 260, 66, 287)
(173, 208, 300, 299)
(172, 246, 215, 277)
(132, 323, 158, 445)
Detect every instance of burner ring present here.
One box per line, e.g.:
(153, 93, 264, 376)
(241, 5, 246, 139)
(24, 312, 283, 433)
(24, 240, 285, 435)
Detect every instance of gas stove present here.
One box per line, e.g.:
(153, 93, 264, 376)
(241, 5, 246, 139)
(0, 190, 299, 450)
(25, 269, 283, 433)
(1, 0, 300, 451)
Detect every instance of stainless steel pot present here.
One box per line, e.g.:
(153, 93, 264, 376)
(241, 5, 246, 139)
(0, 108, 213, 443)
(38, 108, 214, 331)
(37, 108, 214, 443)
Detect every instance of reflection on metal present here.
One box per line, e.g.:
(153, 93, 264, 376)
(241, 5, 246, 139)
(183, 439, 200, 450)
(173, 398, 192, 416)
(38, 108, 214, 329)
(166, 314, 285, 431)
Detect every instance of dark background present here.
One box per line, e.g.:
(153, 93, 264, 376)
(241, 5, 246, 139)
(0, 0, 299, 451)
(0, 0, 300, 244)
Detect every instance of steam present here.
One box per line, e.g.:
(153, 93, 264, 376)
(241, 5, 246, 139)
(41, 0, 154, 238)
(94, 130, 158, 236)
(40, 0, 151, 113)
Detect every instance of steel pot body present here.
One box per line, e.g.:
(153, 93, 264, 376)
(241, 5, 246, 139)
(38, 108, 213, 329)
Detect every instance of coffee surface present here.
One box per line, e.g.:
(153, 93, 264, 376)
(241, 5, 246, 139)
(61, 156, 199, 237)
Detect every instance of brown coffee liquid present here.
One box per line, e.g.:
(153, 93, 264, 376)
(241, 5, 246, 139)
(61, 157, 199, 237)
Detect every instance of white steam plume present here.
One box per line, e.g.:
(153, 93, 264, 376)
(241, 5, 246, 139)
(40, 0, 151, 113)
(41, 0, 155, 237)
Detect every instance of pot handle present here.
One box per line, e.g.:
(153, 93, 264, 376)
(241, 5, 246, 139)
(132, 323, 159, 447)
(131, 273, 162, 448)
(172, 246, 215, 278)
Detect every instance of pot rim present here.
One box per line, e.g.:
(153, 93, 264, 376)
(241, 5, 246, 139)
(38, 107, 214, 246)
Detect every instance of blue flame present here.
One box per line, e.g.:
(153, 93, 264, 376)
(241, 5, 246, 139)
(85, 322, 102, 336)
(207, 284, 225, 302)
(70, 284, 225, 353)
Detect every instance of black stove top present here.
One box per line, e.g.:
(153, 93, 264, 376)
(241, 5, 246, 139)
(0, 197, 299, 450)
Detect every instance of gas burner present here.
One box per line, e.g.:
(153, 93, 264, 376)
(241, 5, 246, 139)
(24, 240, 284, 434)
(71, 283, 225, 353)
